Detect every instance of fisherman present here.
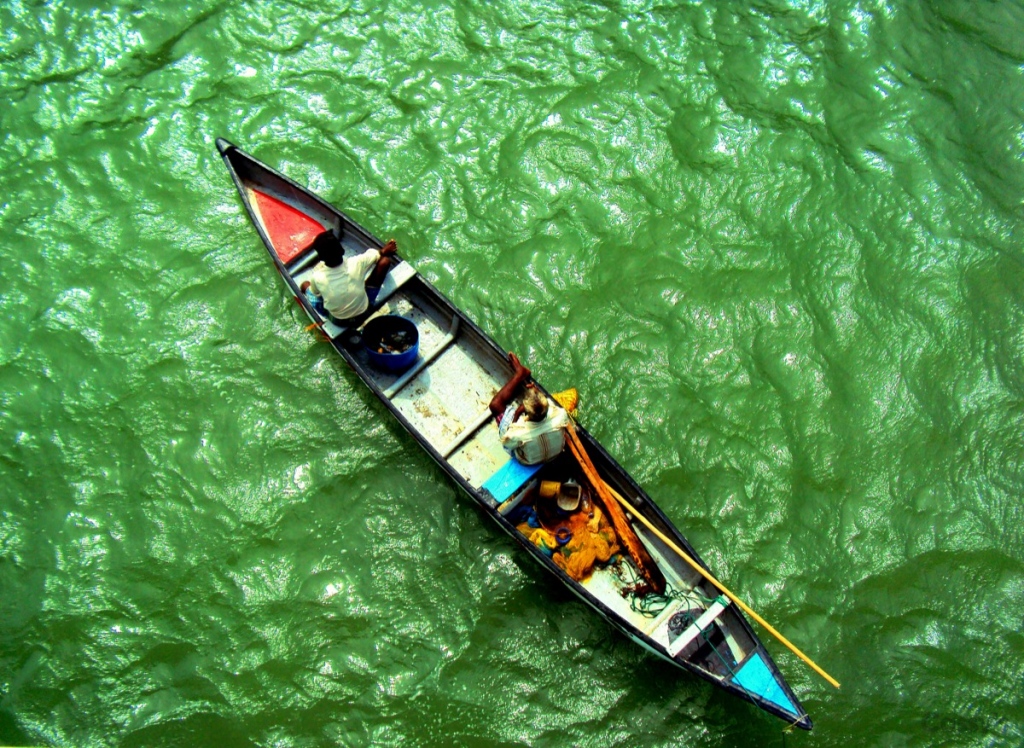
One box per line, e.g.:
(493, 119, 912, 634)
(489, 353, 570, 465)
(300, 231, 397, 325)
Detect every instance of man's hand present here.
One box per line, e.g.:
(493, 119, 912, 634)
(300, 281, 311, 292)
(380, 239, 398, 257)
(508, 352, 531, 380)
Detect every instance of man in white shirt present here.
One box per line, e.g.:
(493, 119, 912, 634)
(300, 231, 397, 324)
(489, 353, 569, 465)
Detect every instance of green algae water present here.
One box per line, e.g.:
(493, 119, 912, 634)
(2, 0, 1024, 745)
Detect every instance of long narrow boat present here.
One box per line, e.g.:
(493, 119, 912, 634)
(216, 138, 813, 730)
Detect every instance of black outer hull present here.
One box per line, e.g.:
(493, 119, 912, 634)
(216, 137, 812, 731)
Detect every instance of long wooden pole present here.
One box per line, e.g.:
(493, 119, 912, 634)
(564, 423, 666, 594)
(600, 481, 840, 689)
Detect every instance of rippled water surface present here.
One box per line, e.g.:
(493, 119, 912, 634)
(2, 1, 1024, 745)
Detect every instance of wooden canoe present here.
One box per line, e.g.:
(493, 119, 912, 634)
(216, 138, 813, 730)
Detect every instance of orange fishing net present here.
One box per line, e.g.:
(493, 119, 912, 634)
(517, 503, 620, 583)
(552, 504, 620, 582)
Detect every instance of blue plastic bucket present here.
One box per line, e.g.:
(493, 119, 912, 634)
(363, 315, 419, 372)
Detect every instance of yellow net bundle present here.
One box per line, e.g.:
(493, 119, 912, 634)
(551, 388, 578, 417)
(551, 504, 619, 582)
(517, 503, 620, 583)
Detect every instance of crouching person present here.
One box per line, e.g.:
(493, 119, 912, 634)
(489, 353, 570, 465)
(300, 231, 397, 326)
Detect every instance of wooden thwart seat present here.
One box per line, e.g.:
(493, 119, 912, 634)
(383, 316, 458, 399)
(656, 595, 730, 657)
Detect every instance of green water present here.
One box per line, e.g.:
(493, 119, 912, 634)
(2, 0, 1023, 745)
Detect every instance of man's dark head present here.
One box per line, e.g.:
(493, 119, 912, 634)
(523, 387, 549, 422)
(311, 231, 344, 268)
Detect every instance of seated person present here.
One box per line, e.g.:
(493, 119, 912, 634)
(489, 353, 570, 465)
(300, 231, 397, 325)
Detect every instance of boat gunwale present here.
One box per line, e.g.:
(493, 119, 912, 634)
(216, 138, 812, 731)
